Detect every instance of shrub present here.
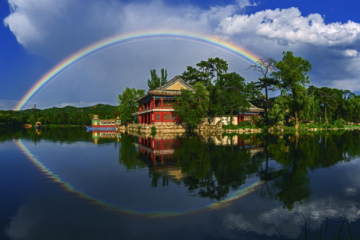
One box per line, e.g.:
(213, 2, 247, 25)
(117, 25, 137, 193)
(150, 126, 156, 135)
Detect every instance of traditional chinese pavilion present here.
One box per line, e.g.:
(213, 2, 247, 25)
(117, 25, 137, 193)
(133, 76, 194, 125)
(236, 103, 264, 123)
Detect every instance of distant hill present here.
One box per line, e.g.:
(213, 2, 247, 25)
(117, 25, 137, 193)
(18, 104, 118, 115)
(0, 104, 120, 126)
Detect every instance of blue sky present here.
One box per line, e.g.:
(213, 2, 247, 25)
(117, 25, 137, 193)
(1, 0, 360, 110)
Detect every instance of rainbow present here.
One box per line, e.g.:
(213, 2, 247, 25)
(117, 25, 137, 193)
(15, 139, 263, 218)
(14, 30, 263, 110)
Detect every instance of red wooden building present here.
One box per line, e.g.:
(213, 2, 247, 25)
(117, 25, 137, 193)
(133, 76, 194, 125)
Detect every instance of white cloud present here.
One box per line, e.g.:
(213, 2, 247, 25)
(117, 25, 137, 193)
(236, 0, 257, 9)
(216, 7, 360, 49)
(224, 197, 360, 237)
(344, 49, 359, 57)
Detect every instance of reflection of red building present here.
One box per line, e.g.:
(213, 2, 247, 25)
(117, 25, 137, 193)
(135, 136, 180, 165)
(133, 76, 194, 125)
(135, 135, 189, 183)
(135, 134, 264, 183)
(237, 137, 264, 155)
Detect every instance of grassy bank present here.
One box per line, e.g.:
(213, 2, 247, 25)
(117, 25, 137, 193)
(223, 122, 360, 132)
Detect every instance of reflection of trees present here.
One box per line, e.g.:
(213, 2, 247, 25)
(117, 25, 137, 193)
(0, 127, 94, 144)
(265, 134, 312, 210)
(261, 131, 360, 210)
(149, 171, 169, 187)
(173, 135, 264, 200)
(118, 134, 146, 171)
(121, 131, 360, 205)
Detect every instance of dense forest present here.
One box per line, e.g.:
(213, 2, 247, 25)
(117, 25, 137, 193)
(0, 104, 119, 127)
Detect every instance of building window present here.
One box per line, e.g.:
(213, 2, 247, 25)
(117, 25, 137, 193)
(164, 141, 175, 148)
(156, 114, 160, 120)
(243, 115, 251, 121)
(164, 113, 176, 120)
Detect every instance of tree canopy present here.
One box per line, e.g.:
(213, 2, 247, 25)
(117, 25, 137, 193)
(248, 57, 279, 122)
(273, 51, 312, 130)
(173, 82, 209, 129)
(181, 57, 228, 89)
(118, 87, 145, 123)
(215, 72, 251, 123)
(147, 68, 168, 90)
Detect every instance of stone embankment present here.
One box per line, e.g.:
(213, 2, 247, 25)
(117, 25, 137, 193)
(127, 123, 187, 134)
(127, 131, 248, 147)
(120, 121, 360, 134)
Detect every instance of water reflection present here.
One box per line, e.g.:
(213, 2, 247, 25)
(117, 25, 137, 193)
(1, 128, 360, 239)
(117, 131, 360, 231)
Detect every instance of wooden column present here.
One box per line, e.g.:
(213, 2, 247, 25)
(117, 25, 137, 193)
(161, 97, 163, 108)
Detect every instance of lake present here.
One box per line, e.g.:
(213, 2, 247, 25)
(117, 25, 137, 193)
(1, 127, 360, 239)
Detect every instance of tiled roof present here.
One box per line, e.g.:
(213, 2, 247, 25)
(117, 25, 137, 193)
(135, 76, 193, 102)
(153, 75, 194, 91)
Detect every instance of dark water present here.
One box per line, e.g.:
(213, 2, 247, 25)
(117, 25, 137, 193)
(1, 127, 360, 239)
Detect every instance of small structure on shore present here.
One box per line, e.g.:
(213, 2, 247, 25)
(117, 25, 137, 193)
(91, 115, 117, 127)
(236, 103, 264, 123)
(35, 122, 41, 129)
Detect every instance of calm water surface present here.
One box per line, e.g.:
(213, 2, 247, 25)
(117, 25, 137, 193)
(1, 128, 360, 239)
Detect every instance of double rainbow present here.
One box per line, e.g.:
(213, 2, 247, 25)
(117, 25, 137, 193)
(14, 30, 262, 110)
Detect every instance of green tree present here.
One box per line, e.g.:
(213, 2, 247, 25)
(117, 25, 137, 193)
(313, 87, 338, 123)
(181, 57, 228, 89)
(208, 57, 228, 81)
(181, 66, 201, 85)
(173, 82, 209, 129)
(273, 51, 312, 130)
(147, 69, 160, 90)
(248, 58, 279, 122)
(268, 91, 291, 124)
(118, 87, 145, 123)
(147, 68, 168, 90)
(217, 72, 251, 124)
(160, 68, 168, 86)
(247, 81, 266, 109)
(349, 96, 360, 122)
(208, 84, 224, 117)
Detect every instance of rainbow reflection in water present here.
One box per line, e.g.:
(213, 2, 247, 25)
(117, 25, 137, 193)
(15, 139, 263, 218)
